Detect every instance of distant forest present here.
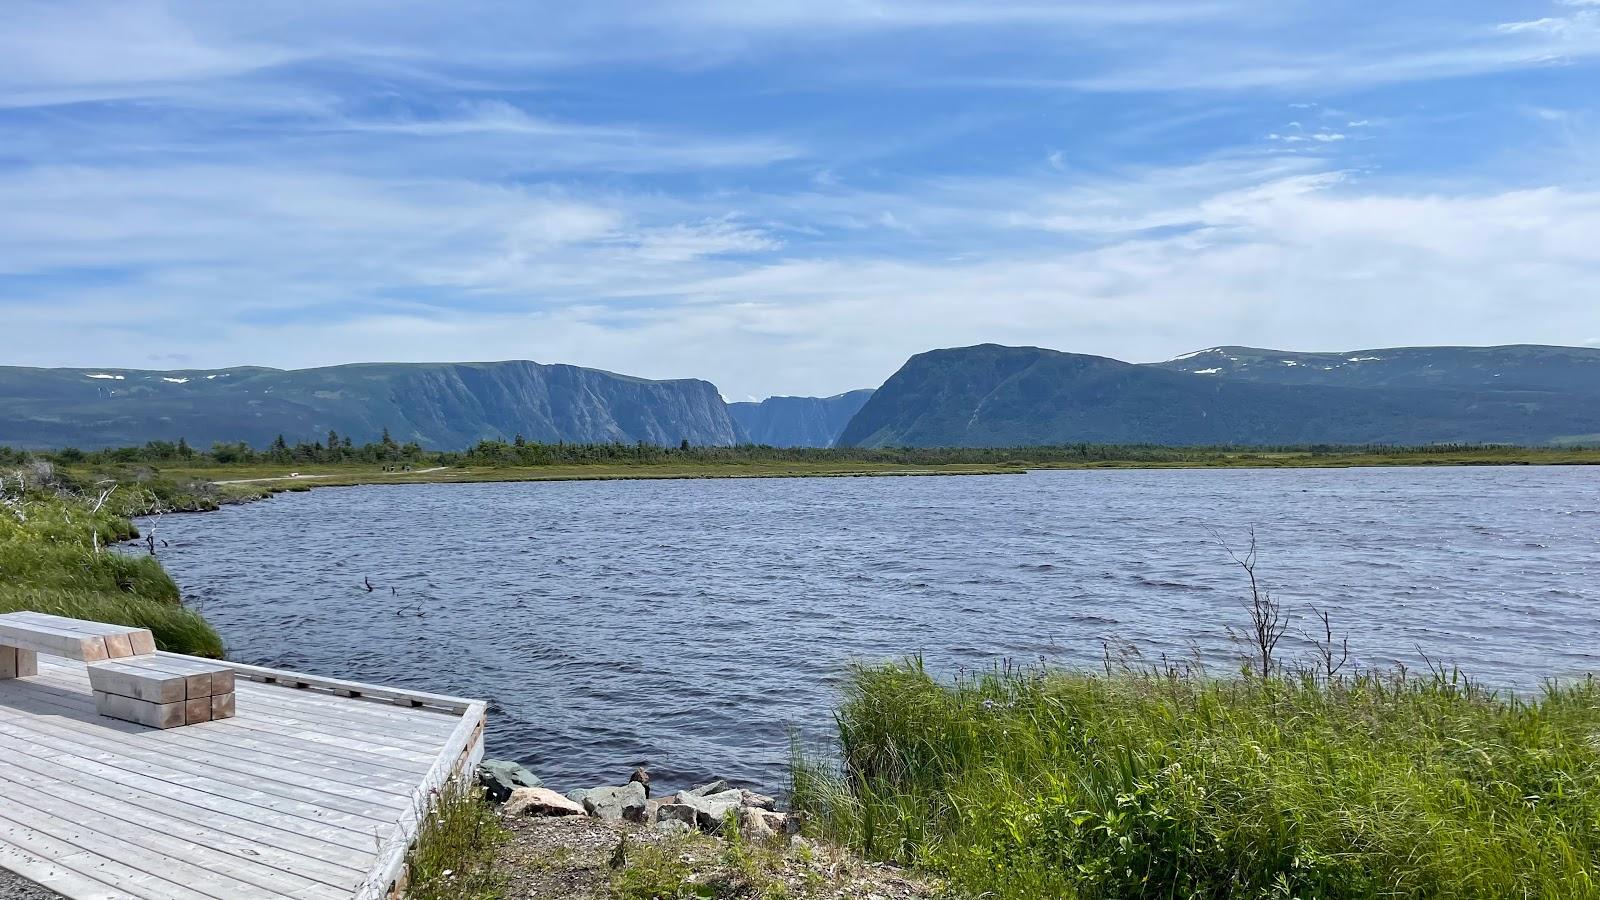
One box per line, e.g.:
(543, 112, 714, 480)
(0, 434, 1587, 469)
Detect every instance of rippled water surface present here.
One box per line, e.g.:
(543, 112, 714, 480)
(147, 467, 1600, 792)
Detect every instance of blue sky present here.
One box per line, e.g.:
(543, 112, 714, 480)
(2, 1, 1598, 399)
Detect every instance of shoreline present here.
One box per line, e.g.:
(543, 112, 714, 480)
(91, 447, 1600, 507)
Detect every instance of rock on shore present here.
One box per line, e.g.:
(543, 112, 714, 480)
(476, 761, 938, 898)
(481, 761, 797, 838)
(477, 759, 543, 803)
(504, 787, 585, 818)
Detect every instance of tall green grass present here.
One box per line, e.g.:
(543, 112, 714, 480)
(1, 467, 222, 656)
(793, 660, 1600, 899)
(402, 777, 506, 900)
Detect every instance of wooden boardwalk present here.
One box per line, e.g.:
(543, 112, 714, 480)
(0, 654, 486, 900)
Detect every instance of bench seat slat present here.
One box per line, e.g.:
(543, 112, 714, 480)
(3, 611, 129, 635)
(0, 612, 156, 663)
(3, 611, 157, 654)
(92, 655, 233, 696)
(88, 662, 188, 705)
(0, 622, 108, 662)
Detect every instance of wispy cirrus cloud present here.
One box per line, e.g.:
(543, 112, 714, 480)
(6, 148, 1600, 397)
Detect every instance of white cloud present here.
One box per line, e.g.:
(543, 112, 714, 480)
(320, 101, 804, 172)
(0, 0, 1240, 108)
(1498, 8, 1599, 39)
(4, 0, 1596, 111)
(1069, 8, 1600, 92)
(649, 0, 1237, 30)
(5, 151, 1599, 398)
(631, 220, 782, 263)
(1528, 107, 1572, 121)
(0, 1, 296, 106)
(1499, 17, 1565, 35)
(1267, 132, 1344, 144)
(344, 101, 635, 139)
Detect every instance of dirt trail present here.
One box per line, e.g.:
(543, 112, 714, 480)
(213, 466, 449, 485)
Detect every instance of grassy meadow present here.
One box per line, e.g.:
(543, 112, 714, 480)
(792, 660, 1600, 899)
(147, 458, 1022, 486)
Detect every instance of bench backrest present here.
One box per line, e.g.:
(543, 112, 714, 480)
(0, 611, 156, 661)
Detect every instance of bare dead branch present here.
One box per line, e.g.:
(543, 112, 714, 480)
(1207, 525, 1288, 678)
(1305, 606, 1351, 679)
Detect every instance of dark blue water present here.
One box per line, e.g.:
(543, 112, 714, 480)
(145, 467, 1600, 793)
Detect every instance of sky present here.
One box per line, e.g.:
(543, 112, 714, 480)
(2, 1, 1599, 400)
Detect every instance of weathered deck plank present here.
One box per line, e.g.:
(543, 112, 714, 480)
(0, 751, 375, 869)
(2, 694, 432, 798)
(0, 654, 487, 899)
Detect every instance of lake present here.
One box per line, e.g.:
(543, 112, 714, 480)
(145, 466, 1600, 793)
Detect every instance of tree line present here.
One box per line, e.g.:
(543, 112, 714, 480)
(0, 434, 1575, 470)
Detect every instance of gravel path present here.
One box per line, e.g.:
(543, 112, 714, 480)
(0, 869, 63, 900)
(484, 814, 939, 899)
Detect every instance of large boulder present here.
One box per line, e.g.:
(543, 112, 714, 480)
(655, 802, 699, 829)
(740, 789, 776, 811)
(477, 760, 543, 803)
(676, 788, 744, 831)
(582, 782, 649, 823)
(654, 817, 694, 835)
(684, 779, 731, 798)
(737, 807, 789, 841)
(503, 787, 585, 818)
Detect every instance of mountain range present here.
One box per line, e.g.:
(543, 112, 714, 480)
(3, 344, 1598, 450)
(838, 344, 1600, 448)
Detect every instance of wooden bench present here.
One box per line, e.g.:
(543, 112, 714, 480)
(90, 655, 236, 728)
(0, 610, 156, 678)
(0, 610, 233, 729)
